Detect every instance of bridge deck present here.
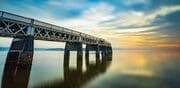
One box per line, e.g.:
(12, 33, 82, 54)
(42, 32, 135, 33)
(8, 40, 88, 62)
(0, 11, 111, 46)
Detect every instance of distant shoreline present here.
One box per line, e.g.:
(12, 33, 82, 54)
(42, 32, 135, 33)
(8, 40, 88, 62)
(0, 47, 65, 51)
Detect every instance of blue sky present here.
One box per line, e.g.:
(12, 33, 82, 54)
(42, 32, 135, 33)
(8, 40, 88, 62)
(0, 0, 180, 48)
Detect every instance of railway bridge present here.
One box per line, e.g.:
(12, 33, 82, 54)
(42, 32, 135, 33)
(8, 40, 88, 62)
(0, 11, 112, 65)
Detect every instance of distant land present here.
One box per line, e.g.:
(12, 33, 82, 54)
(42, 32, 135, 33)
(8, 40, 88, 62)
(0, 47, 86, 51)
(0, 47, 9, 51)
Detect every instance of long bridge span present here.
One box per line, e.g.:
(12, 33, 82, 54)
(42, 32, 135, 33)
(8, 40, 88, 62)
(0, 11, 112, 65)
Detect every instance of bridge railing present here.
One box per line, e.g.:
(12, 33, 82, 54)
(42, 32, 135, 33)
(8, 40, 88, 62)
(1, 11, 31, 24)
(0, 11, 111, 46)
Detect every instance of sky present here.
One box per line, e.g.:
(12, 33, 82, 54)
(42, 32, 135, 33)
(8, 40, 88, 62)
(0, 0, 180, 49)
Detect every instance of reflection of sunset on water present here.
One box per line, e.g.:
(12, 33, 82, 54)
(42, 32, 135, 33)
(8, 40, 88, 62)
(109, 51, 153, 76)
(108, 50, 180, 78)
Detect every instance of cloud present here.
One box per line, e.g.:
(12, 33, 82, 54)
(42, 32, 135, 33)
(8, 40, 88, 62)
(100, 5, 180, 31)
(122, 0, 147, 6)
(2, 1, 179, 33)
(46, 0, 87, 9)
(45, 2, 116, 34)
(0, 0, 180, 49)
(147, 5, 180, 22)
(0, 0, 54, 21)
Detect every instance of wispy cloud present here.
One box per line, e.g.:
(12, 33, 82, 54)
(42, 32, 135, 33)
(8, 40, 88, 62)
(100, 5, 180, 30)
(122, 0, 147, 6)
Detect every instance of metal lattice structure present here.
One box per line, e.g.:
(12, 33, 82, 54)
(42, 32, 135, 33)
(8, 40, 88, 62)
(0, 11, 111, 46)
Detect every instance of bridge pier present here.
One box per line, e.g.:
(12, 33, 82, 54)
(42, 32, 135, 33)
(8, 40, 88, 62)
(99, 46, 112, 61)
(64, 42, 83, 71)
(2, 35, 34, 88)
(2, 54, 32, 88)
(99, 46, 106, 61)
(85, 44, 100, 65)
(5, 35, 34, 65)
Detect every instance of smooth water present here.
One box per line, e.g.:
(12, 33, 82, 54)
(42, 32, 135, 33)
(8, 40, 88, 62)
(0, 50, 180, 88)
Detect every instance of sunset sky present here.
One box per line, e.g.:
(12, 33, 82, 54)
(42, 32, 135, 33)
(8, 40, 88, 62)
(0, 0, 180, 49)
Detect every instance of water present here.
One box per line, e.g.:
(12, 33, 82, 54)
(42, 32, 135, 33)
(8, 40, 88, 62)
(0, 50, 180, 88)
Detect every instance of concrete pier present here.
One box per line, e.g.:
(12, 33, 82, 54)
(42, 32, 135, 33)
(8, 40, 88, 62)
(85, 44, 100, 65)
(99, 46, 112, 61)
(64, 42, 83, 71)
(5, 35, 34, 65)
(2, 38, 33, 88)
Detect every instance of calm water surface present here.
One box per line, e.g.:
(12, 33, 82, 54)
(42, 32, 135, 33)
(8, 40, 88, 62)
(0, 50, 180, 88)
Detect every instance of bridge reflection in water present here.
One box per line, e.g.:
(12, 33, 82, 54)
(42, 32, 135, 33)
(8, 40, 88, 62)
(1, 50, 112, 88)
